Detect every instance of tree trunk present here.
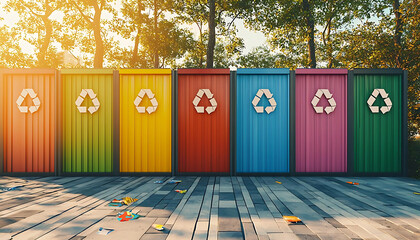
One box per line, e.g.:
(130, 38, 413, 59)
(326, 21, 333, 68)
(153, 0, 159, 68)
(393, 0, 402, 67)
(93, 10, 104, 68)
(38, 17, 52, 67)
(131, 29, 140, 67)
(302, 0, 316, 68)
(206, 0, 216, 68)
(197, 23, 204, 67)
(131, 0, 143, 67)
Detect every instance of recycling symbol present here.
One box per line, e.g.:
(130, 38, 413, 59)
(193, 89, 217, 114)
(311, 89, 336, 114)
(16, 89, 41, 113)
(367, 89, 392, 114)
(75, 89, 100, 114)
(134, 89, 158, 114)
(252, 89, 276, 114)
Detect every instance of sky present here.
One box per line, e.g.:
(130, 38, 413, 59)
(0, 1, 267, 57)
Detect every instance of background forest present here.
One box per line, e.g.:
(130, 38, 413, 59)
(0, 0, 419, 176)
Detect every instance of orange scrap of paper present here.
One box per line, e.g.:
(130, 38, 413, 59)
(346, 181, 359, 185)
(276, 181, 282, 184)
(283, 216, 301, 223)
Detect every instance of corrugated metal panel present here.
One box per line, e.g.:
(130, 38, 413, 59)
(354, 73, 401, 173)
(295, 69, 347, 172)
(236, 68, 289, 173)
(177, 69, 230, 173)
(61, 69, 114, 173)
(119, 69, 172, 173)
(1, 69, 56, 173)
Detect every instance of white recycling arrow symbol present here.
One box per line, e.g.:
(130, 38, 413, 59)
(75, 89, 100, 114)
(193, 89, 217, 114)
(251, 89, 277, 114)
(367, 89, 392, 114)
(311, 89, 336, 114)
(16, 89, 41, 113)
(134, 89, 158, 114)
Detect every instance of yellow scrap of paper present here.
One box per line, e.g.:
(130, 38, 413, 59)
(122, 197, 138, 205)
(276, 181, 282, 184)
(414, 192, 420, 195)
(152, 224, 164, 231)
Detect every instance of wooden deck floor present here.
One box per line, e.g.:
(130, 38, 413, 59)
(0, 176, 419, 240)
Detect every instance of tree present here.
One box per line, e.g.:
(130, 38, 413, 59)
(206, 0, 216, 68)
(237, 46, 291, 68)
(0, 24, 33, 68)
(335, 0, 420, 137)
(111, 0, 193, 68)
(64, 0, 114, 68)
(174, 0, 244, 68)
(316, 0, 382, 68)
(302, 0, 316, 68)
(240, 0, 381, 68)
(5, 0, 64, 67)
(181, 26, 244, 68)
(393, 0, 402, 67)
(240, 0, 319, 68)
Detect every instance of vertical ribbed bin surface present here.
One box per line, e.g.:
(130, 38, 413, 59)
(119, 69, 172, 173)
(353, 70, 402, 173)
(236, 68, 289, 173)
(295, 69, 348, 173)
(1, 69, 56, 173)
(177, 69, 230, 173)
(61, 69, 113, 173)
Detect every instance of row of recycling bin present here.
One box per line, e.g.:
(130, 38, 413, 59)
(0, 68, 407, 176)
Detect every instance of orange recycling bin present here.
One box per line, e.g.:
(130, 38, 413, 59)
(0, 69, 57, 173)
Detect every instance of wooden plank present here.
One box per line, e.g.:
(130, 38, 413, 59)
(197, 177, 214, 222)
(218, 177, 242, 233)
(0, 177, 113, 216)
(320, 177, 420, 231)
(268, 233, 299, 240)
(267, 178, 350, 240)
(192, 221, 210, 240)
(166, 193, 204, 239)
(232, 177, 251, 223)
(1, 176, 420, 240)
(236, 177, 268, 238)
(242, 222, 258, 240)
(207, 177, 219, 240)
(36, 209, 112, 240)
(83, 216, 156, 240)
(6, 177, 141, 238)
(217, 231, 243, 240)
(9, 178, 137, 239)
(77, 177, 170, 238)
(292, 177, 397, 240)
(165, 177, 201, 225)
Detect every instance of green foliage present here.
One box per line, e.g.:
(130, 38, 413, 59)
(240, 0, 385, 68)
(172, 0, 245, 68)
(109, 0, 194, 68)
(0, 24, 34, 68)
(333, 0, 420, 137)
(4, 0, 65, 67)
(60, 0, 117, 68)
(237, 46, 292, 68)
